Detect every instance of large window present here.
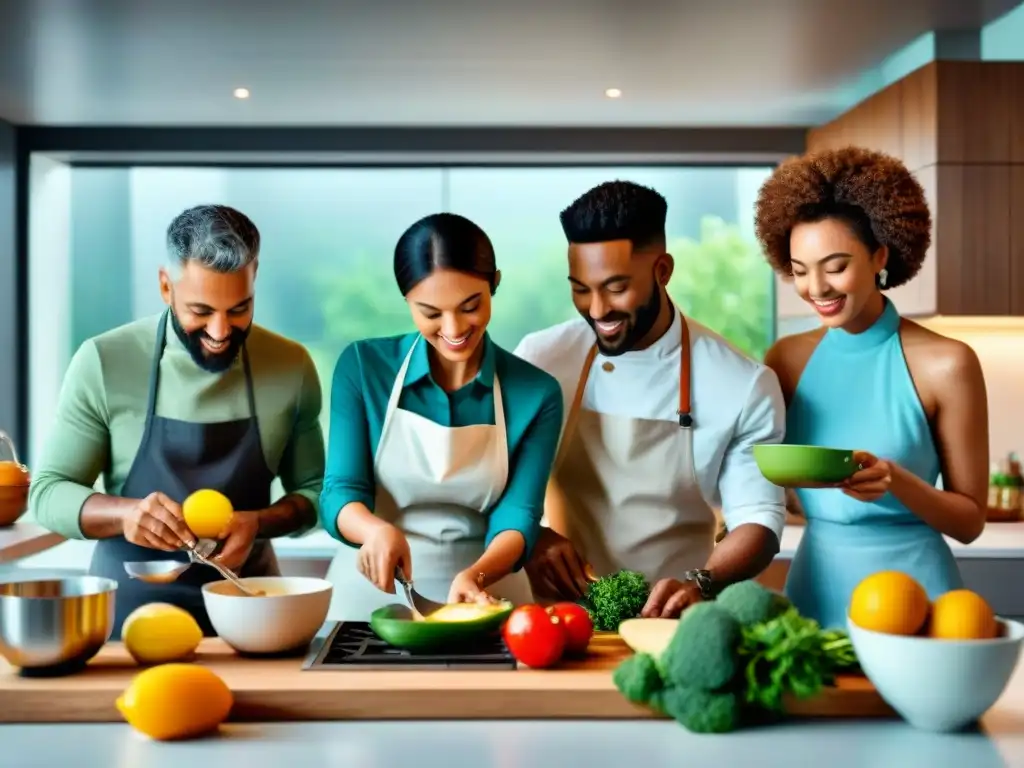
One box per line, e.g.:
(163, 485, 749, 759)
(29, 164, 775, 465)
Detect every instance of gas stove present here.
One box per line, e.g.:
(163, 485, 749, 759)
(302, 621, 518, 671)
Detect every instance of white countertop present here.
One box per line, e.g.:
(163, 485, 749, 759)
(9, 521, 1024, 571)
(267, 522, 1024, 560)
(0, 717, 1014, 768)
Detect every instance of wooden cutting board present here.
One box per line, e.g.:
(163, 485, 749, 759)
(0, 631, 893, 723)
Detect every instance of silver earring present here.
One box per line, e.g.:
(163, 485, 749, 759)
(878, 268, 888, 288)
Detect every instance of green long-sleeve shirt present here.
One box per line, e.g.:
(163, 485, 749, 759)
(29, 313, 325, 540)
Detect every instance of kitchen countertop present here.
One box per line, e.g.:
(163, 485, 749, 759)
(270, 522, 1024, 560)
(11, 521, 1024, 571)
(0, 521, 64, 563)
(0, 717, 1018, 768)
(3, 634, 1024, 766)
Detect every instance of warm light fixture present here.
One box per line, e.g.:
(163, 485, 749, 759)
(605, 88, 622, 99)
(233, 87, 250, 99)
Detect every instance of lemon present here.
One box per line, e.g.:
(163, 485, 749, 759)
(116, 663, 233, 741)
(849, 570, 930, 635)
(182, 489, 234, 539)
(122, 603, 203, 665)
(927, 589, 998, 640)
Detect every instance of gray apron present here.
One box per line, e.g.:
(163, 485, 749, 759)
(89, 310, 280, 639)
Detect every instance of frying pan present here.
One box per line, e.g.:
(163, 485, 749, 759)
(369, 602, 514, 652)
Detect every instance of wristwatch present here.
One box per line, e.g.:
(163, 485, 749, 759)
(682, 568, 715, 600)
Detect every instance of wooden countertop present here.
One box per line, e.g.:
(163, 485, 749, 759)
(0, 522, 64, 564)
(0, 632, 892, 723)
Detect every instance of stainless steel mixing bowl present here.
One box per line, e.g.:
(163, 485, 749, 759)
(0, 576, 117, 675)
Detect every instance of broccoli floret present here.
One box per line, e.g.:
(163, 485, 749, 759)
(612, 652, 663, 703)
(651, 684, 741, 734)
(715, 580, 791, 626)
(661, 602, 741, 690)
(585, 570, 650, 631)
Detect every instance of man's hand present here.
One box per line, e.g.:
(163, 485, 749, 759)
(524, 528, 592, 600)
(213, 511, 261, 572)
(642, 578, 703, 618)
(123, 492, 196, 551)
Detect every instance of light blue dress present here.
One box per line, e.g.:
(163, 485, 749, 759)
(783, 298, 962, 629)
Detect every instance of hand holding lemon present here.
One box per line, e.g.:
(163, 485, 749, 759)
(182, 489, 235, 540)
(183, 489, 261, 572)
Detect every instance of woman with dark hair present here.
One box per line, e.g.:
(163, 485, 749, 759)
(754, 146, 990, 629)
(320, 213, 564, 620)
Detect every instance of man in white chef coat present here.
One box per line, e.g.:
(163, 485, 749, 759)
(514, 180, 787, 619)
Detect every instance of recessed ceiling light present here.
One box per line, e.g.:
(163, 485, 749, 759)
(233, 87, 250, 99)
(605, 88, 622, 99)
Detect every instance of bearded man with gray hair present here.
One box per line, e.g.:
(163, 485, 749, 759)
(31, 204, 325, 639)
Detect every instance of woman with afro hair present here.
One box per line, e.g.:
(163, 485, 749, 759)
(754, 146, 990, 629)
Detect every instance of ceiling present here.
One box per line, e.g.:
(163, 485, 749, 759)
(0, 0, 1020, 128)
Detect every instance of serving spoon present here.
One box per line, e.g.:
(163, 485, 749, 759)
(124, 539, 264, 596)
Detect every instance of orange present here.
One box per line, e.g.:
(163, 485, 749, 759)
(849, 570, 930, 635)
(182, 489, 234, 539)
(927, 589, 997, 640)
(0, 461, 29, 486)
(116, 663, 233, 740)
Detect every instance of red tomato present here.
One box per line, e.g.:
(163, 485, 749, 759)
(548, 602, 594, 655)
(502, 604, 565, 668)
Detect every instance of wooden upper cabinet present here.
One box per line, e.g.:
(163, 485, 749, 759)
(800, 61, 1024, 317)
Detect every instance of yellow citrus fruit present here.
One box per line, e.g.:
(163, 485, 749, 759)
(927, 589, 998, 640)
(122, 603, 204, 665)
(849, 570, 930, 635)
(182, 489, 234, 539)
(116, 663, 233, 741)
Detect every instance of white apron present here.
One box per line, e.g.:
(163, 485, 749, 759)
(541, 312, 717, 587)
(326, 337, 534, 620)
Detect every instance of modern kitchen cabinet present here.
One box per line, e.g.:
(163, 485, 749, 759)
(790, 61, 1024, 320)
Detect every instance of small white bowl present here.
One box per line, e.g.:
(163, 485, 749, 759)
(202, 576, 332, 655)
(848, 615, 1024, 732)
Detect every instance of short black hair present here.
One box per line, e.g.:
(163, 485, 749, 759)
(393, 213, 497, 296)
(559, 181, 668, 251)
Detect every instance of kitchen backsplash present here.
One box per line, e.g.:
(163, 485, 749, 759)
(777, 315, 1024, 459)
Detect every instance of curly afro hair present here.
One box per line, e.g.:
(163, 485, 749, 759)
(560, 181, 667, 250)
(753, 146, 931, 290)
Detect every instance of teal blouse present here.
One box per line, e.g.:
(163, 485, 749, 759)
(319, 332, 564, 568)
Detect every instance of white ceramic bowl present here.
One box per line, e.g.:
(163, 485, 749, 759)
(848, 616, 1024, 732)
(202, 576, 332, 655)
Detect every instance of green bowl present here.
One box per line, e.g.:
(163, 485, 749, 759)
(752, 444, 858, 488)
(369, 602, 514, 652)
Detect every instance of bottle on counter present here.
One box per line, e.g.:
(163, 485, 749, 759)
(989, 453, 1022, 521)
(1005, 453, 1023, 518)
(988, 461, 1005, 511)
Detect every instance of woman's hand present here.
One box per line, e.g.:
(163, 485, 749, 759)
(447, 570, 498, 605)
(357, 523, 411, 594)
(842, 451, 893, 502)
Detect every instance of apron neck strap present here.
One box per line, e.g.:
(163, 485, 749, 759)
(555, 309, 693, 467)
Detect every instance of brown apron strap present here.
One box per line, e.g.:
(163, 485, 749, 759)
(677, 312, 693, 427)
(553, 311, 693, 469)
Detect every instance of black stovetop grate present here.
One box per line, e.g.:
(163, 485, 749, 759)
(309, 621, 518, 670)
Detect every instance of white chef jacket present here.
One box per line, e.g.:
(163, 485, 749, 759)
(513, 309, 787, 541)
